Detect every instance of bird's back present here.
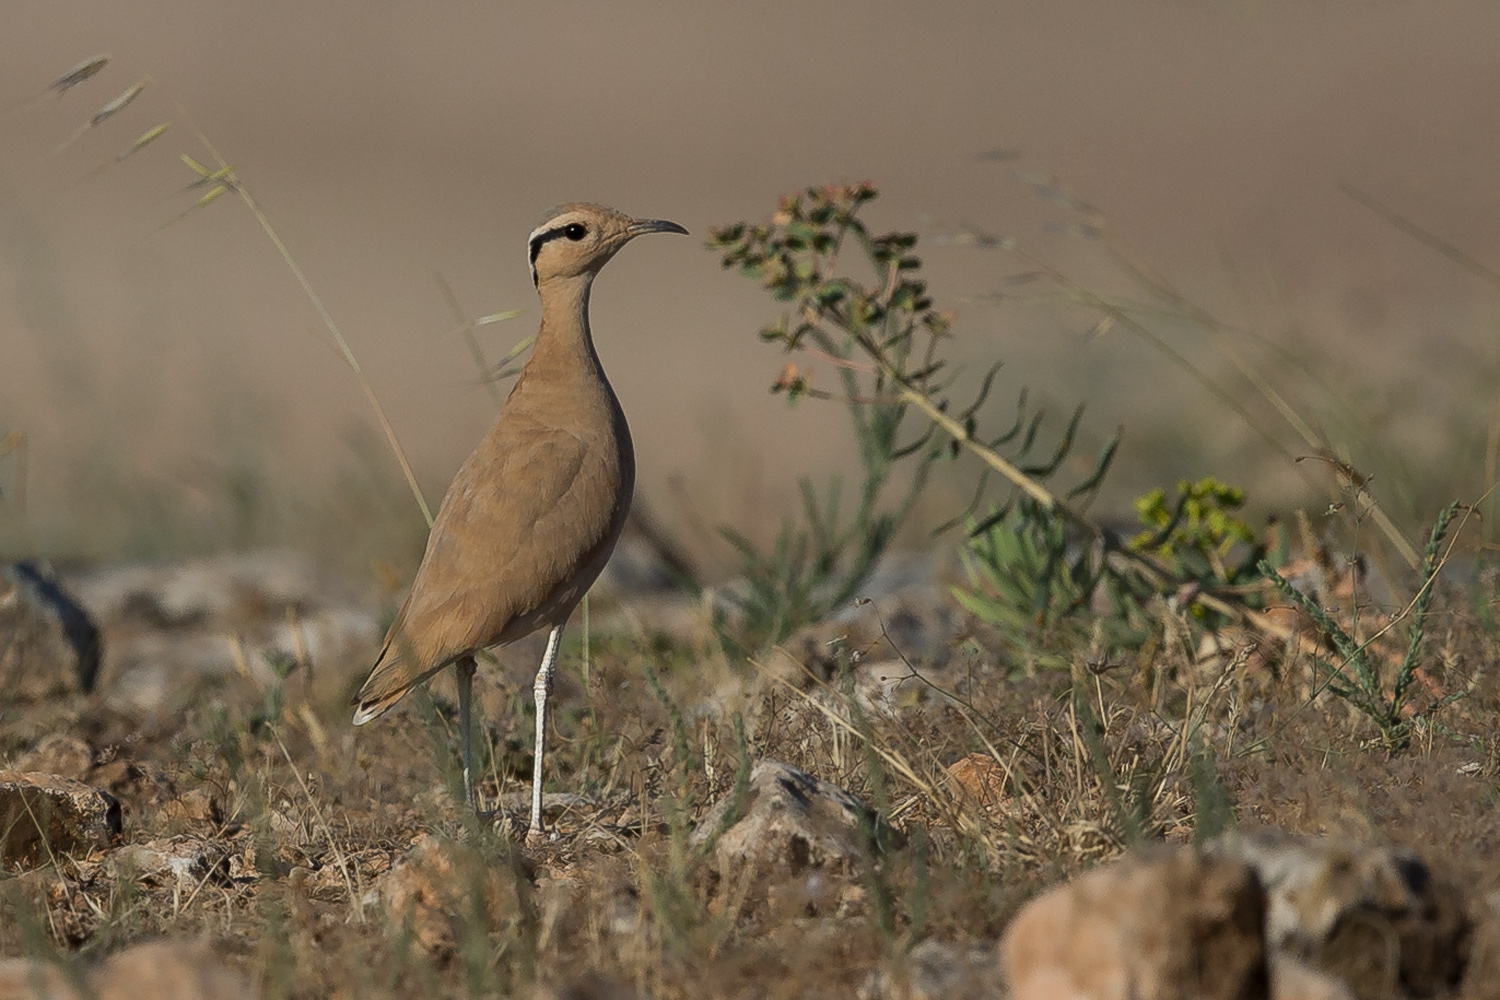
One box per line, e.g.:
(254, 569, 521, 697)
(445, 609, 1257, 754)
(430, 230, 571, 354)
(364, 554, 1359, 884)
(352, 339, 633, 723)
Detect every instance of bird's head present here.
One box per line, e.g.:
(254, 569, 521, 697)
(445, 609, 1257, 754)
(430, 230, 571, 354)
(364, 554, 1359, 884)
(528, 203, 688, 288)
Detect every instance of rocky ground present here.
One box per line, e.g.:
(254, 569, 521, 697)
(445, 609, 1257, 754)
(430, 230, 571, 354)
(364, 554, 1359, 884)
(3, 547, 1500, 998)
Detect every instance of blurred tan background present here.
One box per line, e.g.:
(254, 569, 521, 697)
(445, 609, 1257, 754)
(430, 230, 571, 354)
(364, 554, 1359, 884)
(3, 1, 1499, 571)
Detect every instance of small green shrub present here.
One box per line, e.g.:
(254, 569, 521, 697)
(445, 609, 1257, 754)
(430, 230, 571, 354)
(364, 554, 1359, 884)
(954, 503, 1137, 668)
(709, 183, 1114, 658)
(1130, 477, 1270, 621)
(1259, 499, 1467, 750)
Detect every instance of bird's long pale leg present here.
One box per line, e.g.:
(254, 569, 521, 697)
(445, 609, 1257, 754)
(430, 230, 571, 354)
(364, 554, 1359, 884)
(527, 623, 565, 843)
(456, 654, 478, 812)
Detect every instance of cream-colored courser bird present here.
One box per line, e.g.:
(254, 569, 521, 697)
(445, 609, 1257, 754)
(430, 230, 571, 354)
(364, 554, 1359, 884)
(352, 203, 686, 843)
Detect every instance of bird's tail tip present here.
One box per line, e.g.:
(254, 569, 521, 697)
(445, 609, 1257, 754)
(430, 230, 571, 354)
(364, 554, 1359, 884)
(351, 639, 416, 725)
(350, 689, 403, 726)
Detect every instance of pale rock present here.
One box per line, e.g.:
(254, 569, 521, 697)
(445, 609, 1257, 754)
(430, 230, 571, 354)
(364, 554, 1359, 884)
(1000, 846, 1267, 1000)
(858, 939, 1000, 1000)
(0, 772, 121, 868)
(91, 942, 254, 1000)
(107, 837, 232, 889)
(70, 550, 327, 627)
(827, 660, 930, 718)
(0, 942, 252, 1000)
(66, 550, 379, 709)
(691, 760, 902, 878)
(761, 575, 958, 694)
(1271, 958, 1356, 1000)
(1212, 829, 1470, 997)
(0, 562, 100, 700)
(1460, 889, 1500, 1000)
(0, 959, 76, 1000)
(945, 753, 1012, 819)
(267, 808, 311, 845)
(362, 834, 526, 956)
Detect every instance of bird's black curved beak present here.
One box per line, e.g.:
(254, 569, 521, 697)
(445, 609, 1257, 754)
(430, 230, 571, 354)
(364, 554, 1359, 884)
(628, 218, 689, 237)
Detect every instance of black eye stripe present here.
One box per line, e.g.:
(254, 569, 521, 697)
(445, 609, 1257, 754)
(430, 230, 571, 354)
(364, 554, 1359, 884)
(528, 225, 572, 266)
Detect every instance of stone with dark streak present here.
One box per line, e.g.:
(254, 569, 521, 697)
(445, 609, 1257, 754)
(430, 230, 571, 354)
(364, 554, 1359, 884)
(0, 771, 121, 869)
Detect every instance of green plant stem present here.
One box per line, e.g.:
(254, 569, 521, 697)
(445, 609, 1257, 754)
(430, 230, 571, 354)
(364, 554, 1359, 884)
(896, 374, 1262, 628)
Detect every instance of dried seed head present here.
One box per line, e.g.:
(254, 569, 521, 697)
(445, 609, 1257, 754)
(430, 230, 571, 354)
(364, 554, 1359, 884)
(115, 122, 170, 162)
(89, 80, 146, 127)
(49, 54, 110, 97)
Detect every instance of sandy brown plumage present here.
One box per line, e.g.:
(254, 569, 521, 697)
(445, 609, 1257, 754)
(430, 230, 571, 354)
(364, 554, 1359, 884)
(351, 203, 685, 841)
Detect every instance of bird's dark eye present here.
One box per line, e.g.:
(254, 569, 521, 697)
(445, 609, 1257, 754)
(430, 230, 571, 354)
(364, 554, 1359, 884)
(564, 223, 587, 241)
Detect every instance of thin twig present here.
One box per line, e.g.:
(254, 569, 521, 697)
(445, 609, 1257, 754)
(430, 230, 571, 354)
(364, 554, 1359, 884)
(177, 107, 434, 526)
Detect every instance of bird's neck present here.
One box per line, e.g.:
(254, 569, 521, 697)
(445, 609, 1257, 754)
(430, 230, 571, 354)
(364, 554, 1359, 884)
(533, 274, 606, 383)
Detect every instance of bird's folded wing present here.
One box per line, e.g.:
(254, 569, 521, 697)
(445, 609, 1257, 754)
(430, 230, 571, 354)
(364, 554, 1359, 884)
(360, 423, 617, 705)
